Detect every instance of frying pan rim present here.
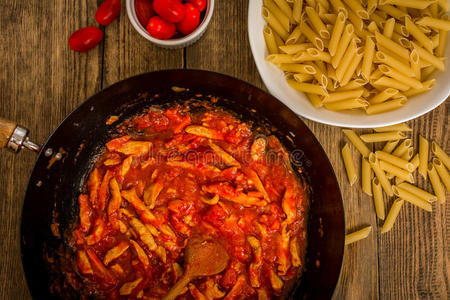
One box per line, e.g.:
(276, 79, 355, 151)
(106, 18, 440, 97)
(19, 69, 345, 299)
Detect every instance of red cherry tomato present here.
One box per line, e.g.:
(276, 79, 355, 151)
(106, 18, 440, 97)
(177, 3, 200, 35)
(69, 27, 103, 52)
(147, 16, 176, 39)
(95, 0, 121, 26)
(187, 0, 207, 12)
(152, 0, 185, 23)
(135, 0, 153, 27)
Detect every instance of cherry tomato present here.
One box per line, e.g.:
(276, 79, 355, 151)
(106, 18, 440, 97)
(147, 16, 176, 40)
(152, 0, 185, 23)
(187, 0, 207, 12)
(176, 3, 200, 35)
(69, 27, 103, 52)
(95, 0, 121, 26)
(135, 0, 153, 27)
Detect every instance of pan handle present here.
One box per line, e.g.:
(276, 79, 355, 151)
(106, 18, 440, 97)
(0, 117, 40, 153)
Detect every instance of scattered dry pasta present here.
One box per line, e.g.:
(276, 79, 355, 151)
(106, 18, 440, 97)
(339, 123, 449, 241)
(345, 226, 372, 245)
(262, 0, 449, 114)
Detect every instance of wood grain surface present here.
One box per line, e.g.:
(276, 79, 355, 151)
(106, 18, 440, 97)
(0, 1, 448, 299)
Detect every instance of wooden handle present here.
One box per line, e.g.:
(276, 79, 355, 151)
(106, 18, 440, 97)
(0, 117, 17, 148)
(161, 273, 192, 300)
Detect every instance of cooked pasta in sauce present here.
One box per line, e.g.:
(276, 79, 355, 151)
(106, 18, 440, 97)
(68, 104, 308, 299)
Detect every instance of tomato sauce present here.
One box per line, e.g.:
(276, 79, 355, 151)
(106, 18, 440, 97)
(68, 104, 308, 299)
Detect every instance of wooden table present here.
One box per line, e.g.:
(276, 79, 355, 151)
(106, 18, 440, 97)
(0, 1, 448, 299)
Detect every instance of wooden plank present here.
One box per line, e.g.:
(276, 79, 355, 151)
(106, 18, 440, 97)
(304, 121, 380, 300)
(101, 6, 183, 87)
(378, 103, 450, 299)
(0, 1, 103, 299)
(185, 0, 263, 85)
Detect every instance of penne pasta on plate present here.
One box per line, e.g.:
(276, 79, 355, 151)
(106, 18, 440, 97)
(259, 0, 449, 115)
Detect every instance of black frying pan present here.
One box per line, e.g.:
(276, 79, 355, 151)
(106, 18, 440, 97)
(1, 70, 344, 299)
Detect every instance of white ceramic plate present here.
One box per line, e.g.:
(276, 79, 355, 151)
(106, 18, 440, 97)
(248, 0, 450, 128)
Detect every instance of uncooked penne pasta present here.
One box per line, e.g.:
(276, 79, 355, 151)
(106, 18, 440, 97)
(418, 135, 429, 179)
(279, 43, 313, 54)
(360, 131, 406, 143)
(433, 158, 450, 191)
(365, 98, 407, 114)
(323, 13, 338, 24)
(378, 65, 422, 89)
(285, 25, 302, 45)
(369, 153, 393, 196)
(405, 17, 433, 52)
(293, 73, 315, 82)
(266, 54, 297, 64)
(324, 98, 369, 110)
(345, 226, 372, 245)
(382, 140, 400, 153)
(262, 7, 289, 40)
(264, 0, 290, 32)
(292, 0, 303, 24)
(336, 39, 358, 81)
(287, 80, 328, 95)
(263, 26, 279, 55)
(273, 0, 293, 21)
(403, 79, 436, 97)
(323, 89, 364, 103)
(375, 31, 409, 58)
(376, 52, 414, 77)
(411, 153, 420, 171)
(343, 0, 369, 19)
(436, 16, 448, 57)
(381, 198, 404, 233)
(427, 163, 446, 204)
(306, 93, 324, 108)
(336, 78, 367, 91)
(306, 48, 332, 63)
(305, 6, 330, 39)
(279, 63, 316, 74)
(378, 4, 407, 20)
(328, 12, 347, 56)
(401, 147, 413, 161)
(383, 18, 395, 38)
(392, 186, 432, 211)
(261, 0, 448, 115)
(438, 0, 449, 11)
(346, 5, 364, 31)
(376, 150, 414, 171)
(329, 0, 348, 17)
(361, 37, 376, 81)
(379, 160, 413, 183)
(367, 0, 377, 14)
(341, 47, 364, 86)
(373, 77, 410, 91)
(410, 49, 421, 80)
(300, 21, 325, 50)
(398, 182, 437, 203)
(417, 17, 450, 31)
(369, 88, 398, 104)
(342, 143, 357, 185)
(392, 139, 412, 157)
(362, 158, 372, 196)
(412, 42, 445, 71)
(381, 0, 434, 9)
(342, 129, 371, 157)
(372, 178, 385, 219)
(431, 141, 450, 170)
(332, 24, 354, 68)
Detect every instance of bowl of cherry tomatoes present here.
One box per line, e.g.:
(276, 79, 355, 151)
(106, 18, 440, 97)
(126, 0, 214, 48)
